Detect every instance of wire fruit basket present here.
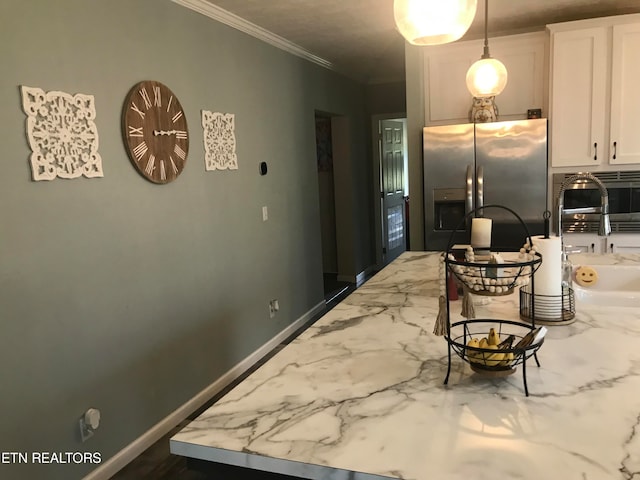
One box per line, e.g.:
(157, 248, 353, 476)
(447, 252, 541, 296)
(442, 205, 545, 396)
(448, 319, 545, 375)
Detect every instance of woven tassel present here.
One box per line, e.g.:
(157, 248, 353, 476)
(460, 286, 476, 319)
(433, 295, 447, 336)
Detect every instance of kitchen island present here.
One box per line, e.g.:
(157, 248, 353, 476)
(171, 252, 640, 480)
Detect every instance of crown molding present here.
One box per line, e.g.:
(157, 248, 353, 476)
(172, 0, 335, 71)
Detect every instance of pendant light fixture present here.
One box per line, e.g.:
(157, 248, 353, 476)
(394, 0, 478, 46)
(465, 0, 507, 97)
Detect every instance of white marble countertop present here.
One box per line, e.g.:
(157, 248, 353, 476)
(171, 252, 640, 480)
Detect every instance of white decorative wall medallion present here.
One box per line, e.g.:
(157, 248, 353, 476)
(202, 110, 238, 171)
(21, 86, 103, 181)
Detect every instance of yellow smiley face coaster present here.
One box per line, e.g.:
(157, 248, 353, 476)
(575, 265, 598, 287)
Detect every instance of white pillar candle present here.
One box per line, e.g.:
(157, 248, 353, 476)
(470, 218, 492, 249)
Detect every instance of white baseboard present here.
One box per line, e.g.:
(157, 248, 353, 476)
(83, 301, 326, 480)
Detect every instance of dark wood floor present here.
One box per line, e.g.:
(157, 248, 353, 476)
(110, 274, 355, 480)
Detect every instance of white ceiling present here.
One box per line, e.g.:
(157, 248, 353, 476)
(200, 0, 640, 84)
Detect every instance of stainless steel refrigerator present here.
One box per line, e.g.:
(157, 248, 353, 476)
(423, 118, 548, 251)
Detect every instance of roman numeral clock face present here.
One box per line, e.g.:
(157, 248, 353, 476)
(122, 80, 189, 184)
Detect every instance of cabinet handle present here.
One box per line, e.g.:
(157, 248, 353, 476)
(613, 141, 617, 160)
(610, 243, 614, 253)
(591, 243, 595, 253)
(593, 142, 598, 161)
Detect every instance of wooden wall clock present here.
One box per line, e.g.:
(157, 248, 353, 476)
(121, 80, 189, 184)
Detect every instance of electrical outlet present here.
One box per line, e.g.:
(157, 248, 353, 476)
(79, 408, 101, 442)
(262, 206, 268, 221)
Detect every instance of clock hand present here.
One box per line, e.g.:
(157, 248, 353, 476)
(153, 129, 179, 136)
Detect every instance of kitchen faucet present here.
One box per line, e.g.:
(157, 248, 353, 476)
(556, 172, 611, 244)
(555, 172, 611, 286)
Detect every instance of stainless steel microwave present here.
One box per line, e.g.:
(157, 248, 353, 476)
(553, 171, 640, 233)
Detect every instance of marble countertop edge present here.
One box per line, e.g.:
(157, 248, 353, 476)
(169, 439, 396, 480)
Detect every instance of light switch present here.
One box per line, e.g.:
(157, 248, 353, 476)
(262, 206, 268, 221)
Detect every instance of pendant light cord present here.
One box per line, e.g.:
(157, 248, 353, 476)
(482, 0, 490, 58)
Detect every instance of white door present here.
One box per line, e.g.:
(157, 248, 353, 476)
(380, 120, 406, 265)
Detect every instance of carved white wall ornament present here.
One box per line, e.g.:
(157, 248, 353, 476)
(21, 86, 103, 181)
(202, 110, 238, 171)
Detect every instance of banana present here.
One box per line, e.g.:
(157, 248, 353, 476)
(466, 338, 481, 363)
(468, 330, 514, 368)
(487, 327, 500, 346)
(483, 344, 505, 367)
(499, 352, 515, 367)
(497, 334, 515, 349)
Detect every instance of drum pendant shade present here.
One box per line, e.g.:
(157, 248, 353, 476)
(394, 0, 478, 46)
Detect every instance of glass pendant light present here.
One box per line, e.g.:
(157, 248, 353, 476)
(465, 0, 507, 97)
(394, 0, 478, 46)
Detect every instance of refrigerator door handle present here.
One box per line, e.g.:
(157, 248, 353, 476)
(476, 165, 484, 215)
(465, 164, 473, 231)
(465, 164, 473, 213)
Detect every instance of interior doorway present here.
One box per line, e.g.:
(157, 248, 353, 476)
(315, 113, 351, 303)
(373, 115, 408, 269)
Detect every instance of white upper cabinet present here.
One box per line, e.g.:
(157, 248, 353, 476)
(549, 27, 607, 167)
(423, 32, 546, 126)
(610, 23, 640, 165)
(548, 15, 640, 168)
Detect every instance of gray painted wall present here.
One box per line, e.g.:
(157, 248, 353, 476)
(405, 44, 427, 251)
(365, 81, 407, 116)
(0, 1, 376, 478)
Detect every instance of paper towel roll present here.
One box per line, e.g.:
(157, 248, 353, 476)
(531, 235, 562, 296)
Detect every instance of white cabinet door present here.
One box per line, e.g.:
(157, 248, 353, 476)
(549, 28, 607, 167)
(605, 234, 640, 253)
(609, 23, 640, 165)
(424, 32, 545, 126)
(565, 234, 640, 254)
(562, 233, 604, 254)
(426, 48, 477, 124)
